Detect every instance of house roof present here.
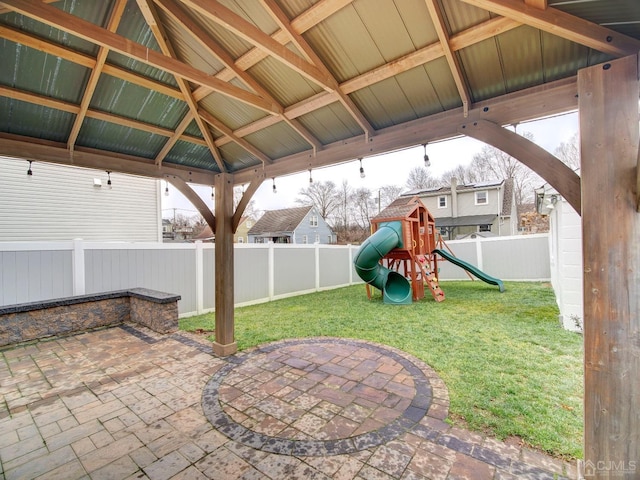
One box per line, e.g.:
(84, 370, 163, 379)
(404, 179, 505, 197)
(248, 206, 313, 236)
(0, 1, 638, 194)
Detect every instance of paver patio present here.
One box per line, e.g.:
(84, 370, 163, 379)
(0, 324, 578, 479)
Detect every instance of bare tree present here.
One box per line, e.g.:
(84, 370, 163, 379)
(453, 131, 543, 206)
(406, 166, 438, 190)
(554, 132, 580, 171)
(296, 180, 339, 220)
(333, 180, 352, 231)
(376, 185, 404, 213)
(351, 187, 375, 235)
(440, 163, 484, 186)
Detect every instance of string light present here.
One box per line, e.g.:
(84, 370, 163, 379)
(164, 180, 169, 196)
(423, 143, 431, 168)
(359, 158, 365, 179)
(211, 186, 215, 199)
(106, 171, 112, 189)
(272, 177, 277, 194)
(27, 160, 33, 178)
(309, 168, 313, 184)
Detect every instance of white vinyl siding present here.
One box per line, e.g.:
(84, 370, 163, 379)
(0, 157, 161, 242)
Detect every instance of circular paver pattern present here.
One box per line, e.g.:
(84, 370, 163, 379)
(202, 338, 436, 456)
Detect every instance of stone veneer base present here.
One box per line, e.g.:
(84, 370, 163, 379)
(0, 288, 181, 347)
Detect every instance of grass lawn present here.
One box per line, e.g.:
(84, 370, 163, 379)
(181, 281, 584, 459)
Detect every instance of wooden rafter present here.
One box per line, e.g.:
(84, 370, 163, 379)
(524, 0, 547, 9)
(423, 0, 472, 116)
(460, 0, 640, 56)
(0, 24, 184, 100)
(154, 0, 322, 153)
(231, 76, 579, 183)
(179, 0, 335, 91)
(0, 85, 206, 146)
(0, 0, 280, 114)
(213, 16, 522, 150)
(199, 110, 272, 165)
(259, 0, 374, 140)
(67, 0, 128, 154)
(135, 0, 225, 171)
(154, 113, 194, 167)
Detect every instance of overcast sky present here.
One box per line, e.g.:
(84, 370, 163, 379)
(162, 111, 579, 219)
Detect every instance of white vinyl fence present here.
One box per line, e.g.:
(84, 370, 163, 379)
(0, 234, 550, 317)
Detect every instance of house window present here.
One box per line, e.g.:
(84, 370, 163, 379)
(246, 221, 252, 229)
(302, 235, 308, 244)
(328, 235, 332, 244)
(479, 224, 491, 232)
(475, 191, 488, 205)
(237, 237, 244, 243)
(310, 215, 318, 227)
(438, 196, 447, 208)
(315, 233, 320, 243)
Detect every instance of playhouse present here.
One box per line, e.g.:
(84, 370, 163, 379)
(354, 196, 504, 304)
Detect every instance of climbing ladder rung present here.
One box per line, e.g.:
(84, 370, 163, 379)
(423, 270, 445, 302)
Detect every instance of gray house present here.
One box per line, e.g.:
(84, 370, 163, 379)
(248, 206, 335, 244)
(403, 177, 517, 239)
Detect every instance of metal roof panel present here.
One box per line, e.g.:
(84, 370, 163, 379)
(0, 97, 73, 142)
(91, 75, 189, 130)
(77, 117, 165, 159)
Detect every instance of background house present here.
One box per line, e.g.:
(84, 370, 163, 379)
(248, 206, 335, 244)
(404, 178, 517, 239)
(536, 184, 583, 332)
(0, 156, 162, 242)
(191, 216, 254, 243)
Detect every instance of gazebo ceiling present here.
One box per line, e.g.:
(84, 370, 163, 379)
(0, 0, 638, 187)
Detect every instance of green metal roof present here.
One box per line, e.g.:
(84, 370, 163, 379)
(0, 0, 638, 184)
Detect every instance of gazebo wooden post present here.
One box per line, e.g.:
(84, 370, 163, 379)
(579, 54, 640, 477)
(212, 172, 237, 356)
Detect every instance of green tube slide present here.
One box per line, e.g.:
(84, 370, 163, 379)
(354, 221, 412, 304)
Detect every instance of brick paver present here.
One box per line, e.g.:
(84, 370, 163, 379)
(0, 325, 578, 479)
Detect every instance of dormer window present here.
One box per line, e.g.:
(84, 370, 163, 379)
(310, 215, 318, 227)
(475, 191, 488, 205)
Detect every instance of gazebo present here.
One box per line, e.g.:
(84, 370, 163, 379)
(0, 0, 638, 474)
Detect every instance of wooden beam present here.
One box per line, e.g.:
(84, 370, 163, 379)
(232, 76, 579, 184)
(212, 173, 237, 356)
(524, 0, 547, 9)
(0, 85, 206, 146)
(459, 0, 640, 57)
(154, 113, 194, 166)
(136, 0, 226, 172)
(168, 175, 216, 231)
(579, 54, 640, 477)
(424, 0, 472, 116)
(154, 0, 322, 152)
(68, 0, 127, 152)
(179, 0, 336, 91)
(258, 0, 374, 139)
(0, 0, 280, 114)
(199, 110, 272, 165)
(233, 178, 263, 231)
(0, 133, 216, 186)
(457, 119, 581, 214)
(637, 135, 640, 212)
